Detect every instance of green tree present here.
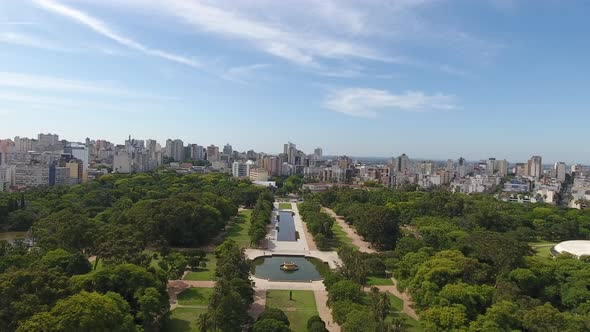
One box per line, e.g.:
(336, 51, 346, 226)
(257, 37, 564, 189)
(252, 318, 291, 332)
(17, 291, 135, 332)
(422, 305, 468, 331)
(342, 310, 378, 332)
(259, 308, 290, 326)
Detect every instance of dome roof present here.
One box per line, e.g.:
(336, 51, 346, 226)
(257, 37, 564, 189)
(553, 240, 590, 258)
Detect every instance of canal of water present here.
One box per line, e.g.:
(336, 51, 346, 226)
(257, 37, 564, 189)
(277, 211, 296, 241)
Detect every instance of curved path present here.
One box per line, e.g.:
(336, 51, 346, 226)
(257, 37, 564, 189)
(322, 207, 419, 321)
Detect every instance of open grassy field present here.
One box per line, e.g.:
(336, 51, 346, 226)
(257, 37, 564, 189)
(177, 287, 214, 306)
(161, 307, 208, 332)
(367, 276, 394, 286)
(226, 210, 252, 248)
(279, 202, 292, 210)
(184, 253, 217, 281)
(266, 290, 318, 332)
(530, 241, 557, 259)
(326, 220, 355, 250)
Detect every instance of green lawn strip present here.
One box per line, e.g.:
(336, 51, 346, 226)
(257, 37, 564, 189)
(183, 253, 217, 281)
(279, 202, 292, 210)
(266, 290, 318, 332)
(177, 287, 214, 306)
(366, 276, 394, 286)
(225, 210, 252, 248)
(385, 313, 423, 332)
(386, 293, 404, 312)
(161, 307, 208, 332)
(327, 221, 355, 250)
(529, 242, 557, 258)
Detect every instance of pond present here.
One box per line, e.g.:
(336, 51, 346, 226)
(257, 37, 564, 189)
(277, 211, 296, 241)
(251, 255, 330, 281)
(0, 231, 27, 243)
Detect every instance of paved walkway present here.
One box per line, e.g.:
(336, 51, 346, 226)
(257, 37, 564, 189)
(323, 207, 419, 321)
(249, 288, 267, 319)
(323, 207, 376, 253)
(314, 291, 339, 332)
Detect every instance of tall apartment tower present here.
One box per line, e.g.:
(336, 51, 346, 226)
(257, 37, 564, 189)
(207, 145, 220, 162)
(394, 153, 410, 173)
(527, 156, 543, 179)
(554, 162, 566, 182)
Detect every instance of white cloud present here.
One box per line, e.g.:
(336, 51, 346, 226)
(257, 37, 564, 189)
(324, 88, 455, 117)
(0, 72, 179, 101)
(157, 0, 387, 66)
(0, 72, 112, 93)
(0, 32, 68, 52)
(32, 0, 201, 68)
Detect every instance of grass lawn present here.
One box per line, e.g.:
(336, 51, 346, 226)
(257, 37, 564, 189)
(397, 313, 423, 332)
(279, 202, 292, 210)
(161, 307, 208, 332)
(530, 241, 557, 259)
(366, 276, 394, 286)
(177, 287, 214, 306)
(184, 253, 217, 281)
(327, 221, 355, 250)
(226, 210, 252, 248)
(266, 290, 318, 332)
(386, 293, 404, 312)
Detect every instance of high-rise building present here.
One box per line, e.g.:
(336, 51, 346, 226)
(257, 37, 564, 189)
(14, 136, 33, 153)
(486, 158, 508, 176)
(37, 133, 59, 150)
(313, 147, 323, 160)
(165, 139, 185, 162)
(554, 162, 566, 182)
(232, 161, 251, 178)
(223, 143, 233, 157)
(207, 145, 220, 162)
(394, 153, 410, 173)
(527, 156, 543, 179)
(284, 142, 297, 165)
(188, 144, 204, 161)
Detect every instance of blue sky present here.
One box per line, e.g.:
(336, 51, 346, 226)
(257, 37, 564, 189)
(0, 0, 589, 163)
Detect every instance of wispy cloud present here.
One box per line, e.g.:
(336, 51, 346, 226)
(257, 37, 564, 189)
(0, 91, 154, 114)
(220, 64, 270, 83)
(324, 88, 455, 117)
(158, 0, 388, 66)
(0, 72, 179, 100)
(0, 21, 38, 25)
(0, 32, 69, 52)
(32, 0, 201, 68)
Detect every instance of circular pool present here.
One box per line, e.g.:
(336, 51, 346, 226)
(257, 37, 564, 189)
(251, 255, 329, 281)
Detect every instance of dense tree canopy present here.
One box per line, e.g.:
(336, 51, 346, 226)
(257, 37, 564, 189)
(315, 187, 590, 331)
(0, 172, 271, 331)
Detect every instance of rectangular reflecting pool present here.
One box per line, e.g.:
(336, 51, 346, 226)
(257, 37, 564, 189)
(277, 211, 296, 241)
(252, 256, 328, 281)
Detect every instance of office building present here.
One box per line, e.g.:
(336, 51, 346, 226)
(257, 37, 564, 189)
(527, 156, 543, 179)
(554, 162, 566, 182)
(207, 145, 220, 162)
(232, 161, 251, 178)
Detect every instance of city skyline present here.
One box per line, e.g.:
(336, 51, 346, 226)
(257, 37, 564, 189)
(0, 132, 584, 166)
(1, 1, 590, 163)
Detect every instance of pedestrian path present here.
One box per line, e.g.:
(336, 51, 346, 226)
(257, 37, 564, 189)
(323, 207, 419, 321)
(322, 207, 376, 253)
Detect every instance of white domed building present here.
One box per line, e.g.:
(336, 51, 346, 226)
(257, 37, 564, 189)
(552, 240, 590, 258)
